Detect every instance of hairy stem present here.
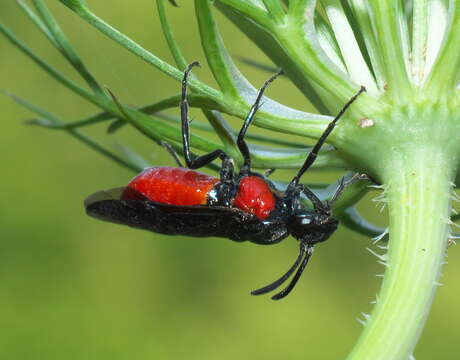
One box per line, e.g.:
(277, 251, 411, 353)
(348, 148, 455, 359)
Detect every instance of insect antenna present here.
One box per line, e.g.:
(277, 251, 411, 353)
(289, 86, 366, 188)
(251, 243, 305, 296)
(271, 245, 314, 301)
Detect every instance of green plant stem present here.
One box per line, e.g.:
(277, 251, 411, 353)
(347, 148, 455, 360)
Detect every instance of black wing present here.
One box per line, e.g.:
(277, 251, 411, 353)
(84, 188, 258, 241)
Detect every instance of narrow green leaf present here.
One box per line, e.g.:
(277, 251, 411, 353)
(157, 113, 310, 148)
(157, 0, 241, 158)
(348, 0, 386, 88)
(107, 90, 222, 152)
(26, 94, 184, 130)
(16, 0, 59, 47)
(215, 1, 330, 113)
(321, 0, 378, 91)
(425, 0, 460, 93)
(63, 1, 222, 101)
(59, 0, 87, 12)
(262, 0, 286, 23)
(4, 91, 142, 173)
(218, 0, 373, 115)
(0, 25, 223, 151)
(237, 57, 280, 73)
(249, 144, 348, 169)
(196, 0, 284, 109)
(368, 0, 412, 99)
(156, 0, 188, 70)
(32, 0, 105, 95)
(3, 7, 344, 160)
(29, 110, 114, 130)
(314, 11, 347, 73)
(339, 206, 387, 238)
(70, 132, 143, 173)
(107, 119, 126, 133)
(0, 21, 101, 107)
(397, 0, 411, 84)
(214, 0, 274, 30)
(114, 143, 152, 169)
(196, 0, 251, 99)
(424, 0, 448, 77)
(198, 0, 336, 139)
(412, 0, 428, 84)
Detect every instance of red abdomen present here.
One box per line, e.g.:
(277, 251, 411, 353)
(233, 176, 276, 220)
(122, 167, 219, 206)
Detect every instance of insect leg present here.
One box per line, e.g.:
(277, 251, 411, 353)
(160, 140, 184, 167)
(263, 168, 276, 177)
(181, 62, 233, 182)
(271, 244, 314, 301)
(251, 241, 305, 296)
(237, 69, 284, 175)
(288, 87, 366, 188)
(299, 184, 327, 213)
(329, 173, 370, 206)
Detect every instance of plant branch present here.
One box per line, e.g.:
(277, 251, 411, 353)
(347, 148, 455, 359)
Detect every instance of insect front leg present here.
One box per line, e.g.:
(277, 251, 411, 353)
(298, 184, 328, 213)
(329, 173, 370, 206)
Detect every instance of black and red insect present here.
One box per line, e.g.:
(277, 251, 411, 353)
(85, 62, 366, 300)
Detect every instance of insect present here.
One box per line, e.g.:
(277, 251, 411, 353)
(85, 62, 366, 300)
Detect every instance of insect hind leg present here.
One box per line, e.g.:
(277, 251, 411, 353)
(160, 141, 184, 167)
(181, 62, 229, 168)
(180, 62, 234, 183)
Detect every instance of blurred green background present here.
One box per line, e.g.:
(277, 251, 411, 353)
(1, 1, 459, 359)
